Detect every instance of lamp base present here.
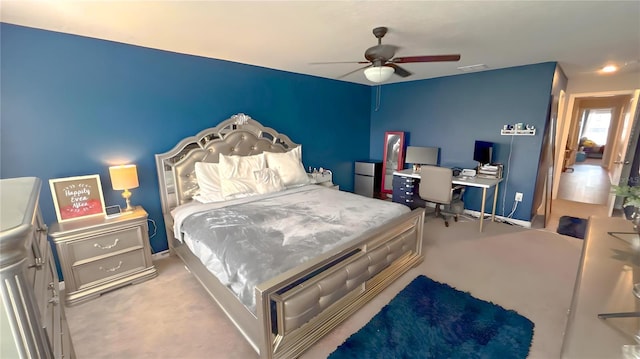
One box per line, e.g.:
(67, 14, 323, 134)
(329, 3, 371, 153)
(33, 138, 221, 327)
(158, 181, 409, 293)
(121, 189, 134, 212)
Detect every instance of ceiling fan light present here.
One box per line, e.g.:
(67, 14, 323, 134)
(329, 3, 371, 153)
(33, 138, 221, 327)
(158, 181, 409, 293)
(364, 66, 394, 83)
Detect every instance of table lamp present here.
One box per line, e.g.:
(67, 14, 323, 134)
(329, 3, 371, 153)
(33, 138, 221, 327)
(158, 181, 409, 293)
(109, 164, 139, 212)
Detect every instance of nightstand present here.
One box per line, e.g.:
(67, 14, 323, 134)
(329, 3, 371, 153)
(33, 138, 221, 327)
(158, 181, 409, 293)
(49, 206, 157, 306)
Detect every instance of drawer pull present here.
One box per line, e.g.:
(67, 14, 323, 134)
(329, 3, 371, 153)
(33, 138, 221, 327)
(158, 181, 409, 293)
(94, 238, 120, 250)
(99, 261, 123, 273)
(28, 258, 44, 269)
(48, 281, 57, 296)
(48, 296, 59, 306)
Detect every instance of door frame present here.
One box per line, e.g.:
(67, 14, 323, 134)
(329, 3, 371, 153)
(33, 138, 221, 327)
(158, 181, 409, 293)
(553, 90, 637, 201)
(608, 90, 640, 215)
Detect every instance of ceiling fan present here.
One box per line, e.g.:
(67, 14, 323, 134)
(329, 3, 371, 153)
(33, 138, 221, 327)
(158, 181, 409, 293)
(312, 26, 461, 83)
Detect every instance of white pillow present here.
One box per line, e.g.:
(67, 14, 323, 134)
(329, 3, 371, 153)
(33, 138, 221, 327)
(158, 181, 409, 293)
(253, 168, 285, 194)
(265, 146, 309, 187)
(219, 153, 266, 198)
(195, 162, 221, 193)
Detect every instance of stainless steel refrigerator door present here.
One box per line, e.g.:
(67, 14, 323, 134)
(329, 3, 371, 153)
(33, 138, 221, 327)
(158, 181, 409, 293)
(354, 174, 375, 197)
(355, 162, 376, 176)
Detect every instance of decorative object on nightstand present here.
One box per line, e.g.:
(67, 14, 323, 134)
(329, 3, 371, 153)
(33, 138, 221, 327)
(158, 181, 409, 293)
(48, 206, 157, 306)
(49, 174, 106, 222)
(1, 177, 76, 358)
(308, 168, 338, 190)
(109, 164, 139, 212)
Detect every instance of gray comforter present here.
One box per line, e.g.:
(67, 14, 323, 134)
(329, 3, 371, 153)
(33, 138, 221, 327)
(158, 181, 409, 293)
(178, 185, 410, 313)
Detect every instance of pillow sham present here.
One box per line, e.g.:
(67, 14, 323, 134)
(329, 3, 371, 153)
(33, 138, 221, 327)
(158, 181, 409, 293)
(195, 162, 221, 193)
(264, 146, 309, 188)
(253, 168, 285, 194)
(219, 153, 266, 198)
(193, 162, 225, 203)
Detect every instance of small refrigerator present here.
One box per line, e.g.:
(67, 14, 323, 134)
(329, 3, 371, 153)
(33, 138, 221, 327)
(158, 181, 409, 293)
(354, 161, 382, 198)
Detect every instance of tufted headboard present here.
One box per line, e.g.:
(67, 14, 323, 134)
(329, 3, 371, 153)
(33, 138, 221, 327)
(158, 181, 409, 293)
(155, 113, 299, 215)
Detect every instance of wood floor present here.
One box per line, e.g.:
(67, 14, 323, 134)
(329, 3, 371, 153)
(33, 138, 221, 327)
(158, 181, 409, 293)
(557, 158, 610, 205)
(538, 158, 612, 232)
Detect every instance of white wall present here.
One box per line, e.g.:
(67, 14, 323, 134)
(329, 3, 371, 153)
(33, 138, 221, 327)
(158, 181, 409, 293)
(566, 71, 640, 94)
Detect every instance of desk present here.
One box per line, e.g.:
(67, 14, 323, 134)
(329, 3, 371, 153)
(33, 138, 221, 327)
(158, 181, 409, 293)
(393, 169, 502, 232)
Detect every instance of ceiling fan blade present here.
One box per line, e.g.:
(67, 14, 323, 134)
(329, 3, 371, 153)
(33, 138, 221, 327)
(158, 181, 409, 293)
(388, 63, 412, 78)
(392, 54, 461, 63)
(336, 64, 372, 79)
(309, 61, 370, 65)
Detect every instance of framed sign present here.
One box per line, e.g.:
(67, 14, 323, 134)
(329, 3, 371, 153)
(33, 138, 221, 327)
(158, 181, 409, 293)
(49, 174, 106, 222)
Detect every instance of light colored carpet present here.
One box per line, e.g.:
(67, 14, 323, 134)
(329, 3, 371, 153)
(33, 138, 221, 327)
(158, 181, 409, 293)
(65, 216, 583, 359)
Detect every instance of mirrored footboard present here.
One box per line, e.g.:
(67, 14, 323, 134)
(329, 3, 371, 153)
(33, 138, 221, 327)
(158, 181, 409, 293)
(255, 208, 425, 359)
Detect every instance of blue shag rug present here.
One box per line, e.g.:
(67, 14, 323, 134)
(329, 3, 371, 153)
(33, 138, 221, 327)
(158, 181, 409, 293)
(557, 216, 588, 239)
(329, 275, 534, 359)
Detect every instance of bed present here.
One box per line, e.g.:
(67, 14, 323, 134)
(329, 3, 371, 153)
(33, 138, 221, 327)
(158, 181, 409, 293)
(155, 113, 425, 358)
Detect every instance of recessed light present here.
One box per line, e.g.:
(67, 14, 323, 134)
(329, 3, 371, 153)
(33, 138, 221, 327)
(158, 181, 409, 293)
(602, 65, 618, 73)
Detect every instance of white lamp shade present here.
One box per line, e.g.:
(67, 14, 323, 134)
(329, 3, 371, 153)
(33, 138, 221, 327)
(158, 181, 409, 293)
(109, 165, 139, 190)
(364, 66, 394, 83)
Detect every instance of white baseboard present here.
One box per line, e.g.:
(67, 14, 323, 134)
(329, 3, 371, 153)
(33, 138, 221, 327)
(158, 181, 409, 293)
(462, 209, 532, 228)
(152, 250, 170, 260)
(420, 201, 532, 228)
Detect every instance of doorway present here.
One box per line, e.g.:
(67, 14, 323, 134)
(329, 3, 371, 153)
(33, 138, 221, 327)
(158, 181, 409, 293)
(541, 90, 638, 232)
(558, 106, 614, 205)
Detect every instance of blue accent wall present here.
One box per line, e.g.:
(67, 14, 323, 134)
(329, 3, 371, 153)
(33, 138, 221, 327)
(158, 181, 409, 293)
(1, 23, 557, 279)
(0, 24, 371, 267)
(369, 63, 556, 221)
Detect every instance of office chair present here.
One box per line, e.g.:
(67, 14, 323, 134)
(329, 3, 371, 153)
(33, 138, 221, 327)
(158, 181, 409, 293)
(418, 166, 464, 227)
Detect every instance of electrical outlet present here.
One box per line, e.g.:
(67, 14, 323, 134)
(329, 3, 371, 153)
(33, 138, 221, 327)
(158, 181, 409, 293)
(515, 192, 523, 202)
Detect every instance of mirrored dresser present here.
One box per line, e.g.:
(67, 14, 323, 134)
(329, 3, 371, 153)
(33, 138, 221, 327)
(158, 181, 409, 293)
(0, 177, 75, 358)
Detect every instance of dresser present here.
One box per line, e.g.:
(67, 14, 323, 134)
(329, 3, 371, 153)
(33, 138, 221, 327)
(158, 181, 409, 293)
(0, 177, 75, 358)
(48, 206, 157, 306)
(561, 216, 640, 358)
(392, 172, 425, 210)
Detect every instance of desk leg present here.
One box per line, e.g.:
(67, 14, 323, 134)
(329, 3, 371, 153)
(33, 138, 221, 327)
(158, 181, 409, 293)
(480, 187, 487, 232)
(491, 182, 499, 222)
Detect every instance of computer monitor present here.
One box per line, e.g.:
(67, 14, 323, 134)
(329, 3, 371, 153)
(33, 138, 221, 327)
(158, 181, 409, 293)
(405, 146, 439, 171)
(474, 140, 494, 165)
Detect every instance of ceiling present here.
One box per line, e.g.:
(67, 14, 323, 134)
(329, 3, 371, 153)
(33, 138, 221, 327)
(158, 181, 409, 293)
(2, 1, 639, 85)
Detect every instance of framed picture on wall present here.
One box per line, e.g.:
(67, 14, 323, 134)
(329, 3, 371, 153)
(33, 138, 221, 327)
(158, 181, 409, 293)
(49, 174, 106, 222)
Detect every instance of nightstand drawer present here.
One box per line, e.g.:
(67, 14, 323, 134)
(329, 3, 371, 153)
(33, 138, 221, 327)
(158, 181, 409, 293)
(68, 226, 144, 262)
(73, 249, 146, 289)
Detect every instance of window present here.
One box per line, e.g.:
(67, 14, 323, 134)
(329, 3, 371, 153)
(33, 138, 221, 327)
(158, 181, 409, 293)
(580, 108, 611, 146)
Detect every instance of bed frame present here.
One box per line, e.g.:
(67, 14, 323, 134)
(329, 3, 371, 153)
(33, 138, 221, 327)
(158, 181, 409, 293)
(155, 113, 425, 358)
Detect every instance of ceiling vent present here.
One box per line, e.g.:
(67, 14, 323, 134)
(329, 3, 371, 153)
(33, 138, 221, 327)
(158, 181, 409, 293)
(457, 64, 489, 72)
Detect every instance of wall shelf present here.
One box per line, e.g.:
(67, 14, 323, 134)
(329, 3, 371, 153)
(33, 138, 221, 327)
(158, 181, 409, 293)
(501, 129, 536, 136)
